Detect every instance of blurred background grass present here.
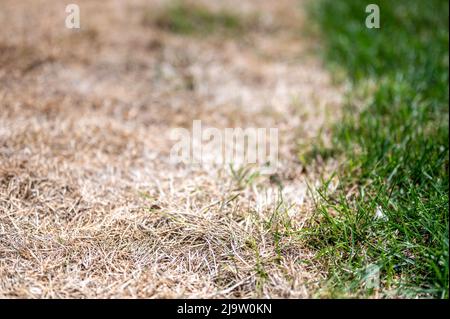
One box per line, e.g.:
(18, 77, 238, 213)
(143, 1, 246, 35)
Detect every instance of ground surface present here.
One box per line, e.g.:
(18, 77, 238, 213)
(0, 0, 342, 298)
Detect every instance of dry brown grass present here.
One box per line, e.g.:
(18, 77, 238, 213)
(0, 0, 343, 298)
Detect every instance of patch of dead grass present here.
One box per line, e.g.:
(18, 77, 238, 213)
(0, 0, 343, 298)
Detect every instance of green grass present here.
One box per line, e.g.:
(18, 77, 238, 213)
(146, 2, 245, 35)
(305, 0, 449, 298)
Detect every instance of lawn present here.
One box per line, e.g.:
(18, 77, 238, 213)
(305, 0, 449, 298)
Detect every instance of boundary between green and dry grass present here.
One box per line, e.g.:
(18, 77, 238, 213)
(304, 0, 449, 298)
